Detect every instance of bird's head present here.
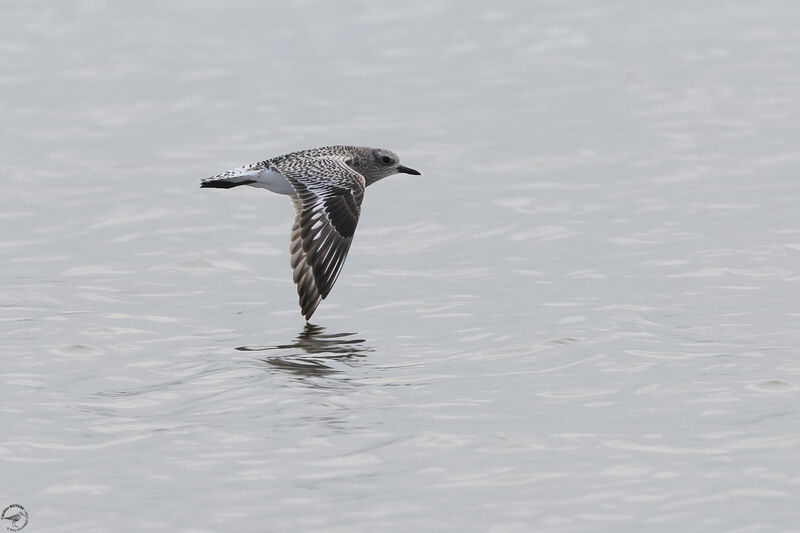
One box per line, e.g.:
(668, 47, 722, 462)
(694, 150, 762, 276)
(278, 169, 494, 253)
(350, 147, 420, 186)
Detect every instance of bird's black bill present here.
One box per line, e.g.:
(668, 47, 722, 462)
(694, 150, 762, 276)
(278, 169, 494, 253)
(397, 165, 421, 175)
(201, 179, 255, 189)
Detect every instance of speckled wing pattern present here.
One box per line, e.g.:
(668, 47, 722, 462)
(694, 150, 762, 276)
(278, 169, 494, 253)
(274, 152, 365, 320)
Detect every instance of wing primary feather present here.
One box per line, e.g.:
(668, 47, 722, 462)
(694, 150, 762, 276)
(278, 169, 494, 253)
(282, 157, 365, 320)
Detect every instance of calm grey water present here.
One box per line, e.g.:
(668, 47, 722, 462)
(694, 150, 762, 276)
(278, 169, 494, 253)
(3, 2, 800, 531)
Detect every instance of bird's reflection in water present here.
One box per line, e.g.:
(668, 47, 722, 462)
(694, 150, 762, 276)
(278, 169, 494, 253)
(236, 323, 372, 377)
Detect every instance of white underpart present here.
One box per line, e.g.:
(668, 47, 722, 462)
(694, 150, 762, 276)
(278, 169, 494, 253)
(215, 164, 295, 195)
(247, 168, 295, 195)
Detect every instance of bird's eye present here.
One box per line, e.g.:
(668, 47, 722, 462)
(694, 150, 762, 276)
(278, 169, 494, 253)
(381, 156, 393, 164)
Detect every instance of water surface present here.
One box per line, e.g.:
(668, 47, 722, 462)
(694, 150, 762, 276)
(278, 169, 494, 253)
(2, 2, 800, 531)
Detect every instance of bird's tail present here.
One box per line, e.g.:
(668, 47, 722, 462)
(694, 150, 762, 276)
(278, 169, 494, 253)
(200, 175, 256, 189)
(200, 160, 271, 189)
(201, 160, 296, 195)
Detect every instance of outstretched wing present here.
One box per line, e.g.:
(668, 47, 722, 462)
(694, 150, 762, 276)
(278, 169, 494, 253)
(282, 158, 365, 320)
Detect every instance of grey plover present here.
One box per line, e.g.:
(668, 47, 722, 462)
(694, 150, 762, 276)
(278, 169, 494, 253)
(201, 145, 421, 321)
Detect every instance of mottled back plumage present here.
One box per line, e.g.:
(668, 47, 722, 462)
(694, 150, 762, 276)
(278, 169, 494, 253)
(201, 145, 421, 320)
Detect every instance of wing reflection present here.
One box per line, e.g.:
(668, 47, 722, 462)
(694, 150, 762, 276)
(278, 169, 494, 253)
(236, 323, 372, 376)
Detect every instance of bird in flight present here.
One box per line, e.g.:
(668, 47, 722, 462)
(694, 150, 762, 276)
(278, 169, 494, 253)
(201, 145, 421, 321)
